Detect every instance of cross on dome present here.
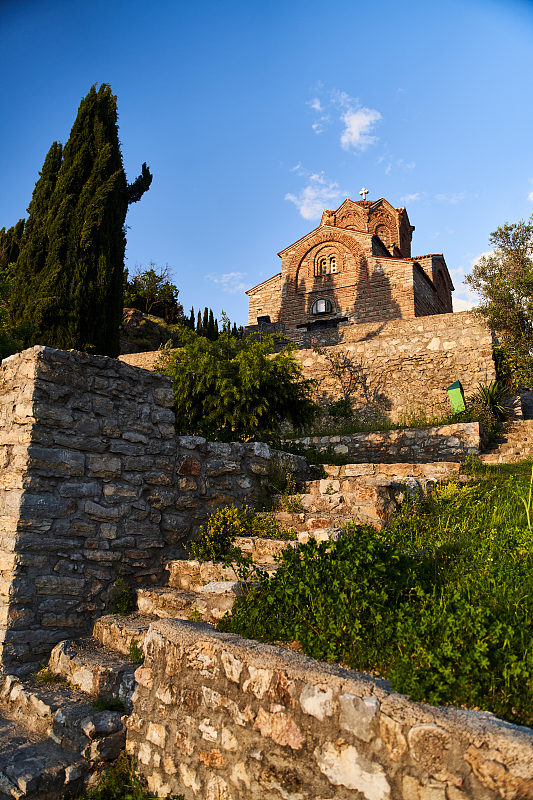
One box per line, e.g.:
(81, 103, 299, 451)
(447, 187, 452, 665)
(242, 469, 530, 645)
(359, 187, 369, 201)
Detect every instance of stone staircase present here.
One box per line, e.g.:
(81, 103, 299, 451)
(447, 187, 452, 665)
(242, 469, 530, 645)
(0, 459, 463, 797)
(480, 419, 533, 464)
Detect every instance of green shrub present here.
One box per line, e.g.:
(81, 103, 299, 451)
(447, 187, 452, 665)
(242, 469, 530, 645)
(328, 398, 352, 419)
(188, 505, 296, 561)
(159, 322, 317, 440)
(112, 572, 134, 616)
(223, 463, 533, 726)
(129, 641, 144, 665)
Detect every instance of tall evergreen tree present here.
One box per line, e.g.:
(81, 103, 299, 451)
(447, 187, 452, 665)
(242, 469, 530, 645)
(202, 307, 209, 331)
(196, 310, 203, 334)
(10, 84, 151, 357)
(188, 306, 195, 330)
(207, 309, 216, 340)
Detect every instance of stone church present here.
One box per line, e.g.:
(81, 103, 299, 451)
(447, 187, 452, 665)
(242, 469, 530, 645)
(246, 197, 454, 336)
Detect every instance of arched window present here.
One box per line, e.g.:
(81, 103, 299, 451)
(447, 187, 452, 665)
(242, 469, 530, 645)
(320, 258, 327, 275)
(311, 298, 332, 315)
(330, 256, 337, 273)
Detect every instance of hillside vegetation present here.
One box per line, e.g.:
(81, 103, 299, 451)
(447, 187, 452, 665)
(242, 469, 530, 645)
(222, 459, 533, 727)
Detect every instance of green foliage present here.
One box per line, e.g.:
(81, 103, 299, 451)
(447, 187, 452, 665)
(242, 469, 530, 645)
(327, 398, 352, 419)
(466, 215, 533, 387)
(75, 752, 184, 800)
(469, 379, 514, 422)
(188, 505, 295, 561)
(92, 697, 126, 713)
(129, 642, 145, 665)
(124, 263, 182, 323)
(34, 667, 64, 685)
(158, 320, 317, 440)
(112, 571, 134, 616)
(225, 463, 533, 725)
(10, 84, 152, 357)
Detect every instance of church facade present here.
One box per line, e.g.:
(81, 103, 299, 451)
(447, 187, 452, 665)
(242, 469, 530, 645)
(246, 197, 454, 336)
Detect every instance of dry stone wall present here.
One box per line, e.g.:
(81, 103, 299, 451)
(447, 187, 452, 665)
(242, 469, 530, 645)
(293, 311, 496, 420)
(0, 347, 306, 673)
(289, 422, 486, 464)
(127, 619, 533, 800)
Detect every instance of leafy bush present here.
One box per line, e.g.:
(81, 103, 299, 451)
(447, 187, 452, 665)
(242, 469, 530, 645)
(158, 321, 317, 441)
(223, 463, 533, 726)
(469, 379, 514, 422)
(188, 505, 296, 561)
(327, 398, 353, 419)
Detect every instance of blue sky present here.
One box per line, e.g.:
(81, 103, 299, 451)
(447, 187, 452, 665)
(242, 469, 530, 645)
(1, 0, 533, 324)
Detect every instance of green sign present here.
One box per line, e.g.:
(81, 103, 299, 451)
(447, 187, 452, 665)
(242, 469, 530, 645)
(446, 380, 466, 413)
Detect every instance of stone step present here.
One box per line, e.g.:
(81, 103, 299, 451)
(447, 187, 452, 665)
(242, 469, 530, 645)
(92, 614, 152, 658)
(321, 461, 462, 480)
(48, 639, 136, 709)
(166, 559, 277, 591)
(0, 715, 85, 799)
(136, 584, 242, 623)
(281, 487, 396, 514)
(270, 510, 375, 531)
(0, 673, 125, 765)
(0, 672, 92, 739)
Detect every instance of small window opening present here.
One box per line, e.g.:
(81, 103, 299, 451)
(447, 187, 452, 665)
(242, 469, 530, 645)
(330, 256, 337, 273)
(311, 298, 332, 315)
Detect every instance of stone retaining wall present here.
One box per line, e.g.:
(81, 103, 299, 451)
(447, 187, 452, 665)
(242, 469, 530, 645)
(127, 619, 533, 800)
(289, 422, 486, 463)
(293, 311, 496, 420)
(0, 347, 306, 672)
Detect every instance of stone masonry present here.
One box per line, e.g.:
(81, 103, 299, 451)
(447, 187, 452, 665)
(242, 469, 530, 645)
(120, 311, 496, 422)
(0, 346, 306, 674)
(293, 311, 496, 420)
(289, 422, 487, 464)
(126, 619, 533, 800)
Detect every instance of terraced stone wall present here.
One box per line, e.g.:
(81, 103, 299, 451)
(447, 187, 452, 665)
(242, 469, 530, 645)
(289, 422, 487, 464)
(293, 311, 496, 421)
(127, 619, 533, 800)
(0, 347, 307, 672)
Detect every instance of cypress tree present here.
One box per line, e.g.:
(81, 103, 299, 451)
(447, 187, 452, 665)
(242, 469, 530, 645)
(196, 310, 203, 334)
(188, 306, 195, 330)
(10, 84, 151, 357)
(202, 307, 209, 331)
(0, 219, 25, 271)
(207, 309, 216, 340)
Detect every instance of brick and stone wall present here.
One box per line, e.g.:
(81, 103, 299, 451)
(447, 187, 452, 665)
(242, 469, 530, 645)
(293, 311, 496, 420)
(0, 347, 306, 673)
(289, 422, 487, 464)
(127, 619, 533, 800)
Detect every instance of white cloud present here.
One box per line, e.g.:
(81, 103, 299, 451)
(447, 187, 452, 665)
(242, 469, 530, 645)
(204, 271, 248, 294)
(453, 296, 477, 312)
(307, 88, 381, 150)
(286, 172, 343, 221)
(340, 107, 382, 151)
(528, 191, 533, 202)
(434, 192, 465, 204)
(400, 193, 419, 204)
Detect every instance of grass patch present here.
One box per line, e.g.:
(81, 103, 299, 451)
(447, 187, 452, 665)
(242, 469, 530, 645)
(281, 404, 499, 440)
(221, 460, 533, 727)
(92, 697, 126, 713)
(34, 667, 65, 685)
(75, 752, 184, 799)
